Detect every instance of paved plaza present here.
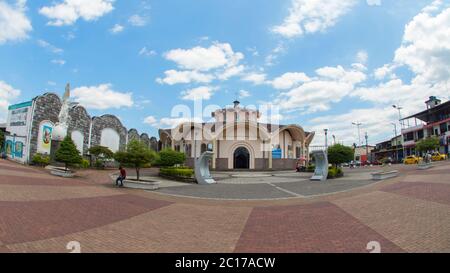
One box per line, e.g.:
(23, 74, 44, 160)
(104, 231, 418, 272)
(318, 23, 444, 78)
(0, 159, 450, 253)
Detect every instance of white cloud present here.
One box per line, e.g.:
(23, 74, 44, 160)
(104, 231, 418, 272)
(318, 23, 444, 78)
(128, 14, 147, 26)
(393, 1, 450, 84)
(0, 81, 21, 122)
(39, 0, 114, 26)
(164, 42, 244, 72)
(156, 70, 213, 85)
(139, 47, 156, 57)
(242, 72, 267, 85)
(272, 0, 357, 38)
(159, 117, 203, 129)
(366, 0, 381, 6)
(356, 50, 368, 64)
(181, 86, 218, 101)
(159, 42, 245, 85)
(308, 106, 397, 146)
(0, 0, 32, 44)
(37, 39, 63, 54)
(110, 24, 124, 34)
(72, 84, 133, 110)
(217, 65, 245, 81)
(239, 90, 251, 98)
(271, 72, 310, 90)
(51, 59, 66, 65)
(373, 64, 397, 80)
(352, 1, 450, 111)
(265, 42, 287, 66)
(274, 65, 366, 113)
(143, 115, 158, 127)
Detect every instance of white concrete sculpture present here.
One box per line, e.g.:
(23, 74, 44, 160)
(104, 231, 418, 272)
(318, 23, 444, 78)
(195, 151, 217, 185)
(310, 150, 329, 181)
(53, 83, 74, 141)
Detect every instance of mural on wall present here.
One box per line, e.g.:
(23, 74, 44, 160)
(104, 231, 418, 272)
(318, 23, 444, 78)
(14, 141, 24, 158)
(5, 140, 13, 155)
(37, 121, 54, 154)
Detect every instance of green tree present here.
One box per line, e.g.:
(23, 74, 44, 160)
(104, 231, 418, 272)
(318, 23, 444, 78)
(88, 145, 114, 168)
(88, 145, 114, 159)
(327, 144, 354, 167)
(55, 136, 83, 171)
(156, 148, 186, 167)
(0, 130, 4, 152)
(416, 136, 440, 153)
(114, 140, 157, 181)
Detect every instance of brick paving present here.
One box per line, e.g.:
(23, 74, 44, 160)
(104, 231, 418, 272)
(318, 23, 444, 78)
(0, 159, 450, 253)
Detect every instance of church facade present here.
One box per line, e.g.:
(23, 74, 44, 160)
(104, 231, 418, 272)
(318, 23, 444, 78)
(159, 101, 315, 171)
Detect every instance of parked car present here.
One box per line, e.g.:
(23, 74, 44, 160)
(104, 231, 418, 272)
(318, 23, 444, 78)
(431, 152, 447, 161)
(404, 155, 421, 165)
(371, 160, 382, 166)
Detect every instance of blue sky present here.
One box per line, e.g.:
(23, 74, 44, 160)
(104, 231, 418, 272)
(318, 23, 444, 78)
(1, 0, 449, 146)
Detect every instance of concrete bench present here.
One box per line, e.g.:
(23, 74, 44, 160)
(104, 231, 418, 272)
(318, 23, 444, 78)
(371, 170, 399, 181)
(122, 180, 160, 190)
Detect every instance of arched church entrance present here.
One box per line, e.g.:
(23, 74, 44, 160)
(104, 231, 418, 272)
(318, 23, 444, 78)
(234, 147, 250, 169)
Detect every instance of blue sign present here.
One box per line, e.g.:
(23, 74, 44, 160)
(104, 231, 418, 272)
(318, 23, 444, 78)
(272, 149, 282, 159)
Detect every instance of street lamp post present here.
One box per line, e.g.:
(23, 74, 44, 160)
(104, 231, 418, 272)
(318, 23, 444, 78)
(391, 122, 398, 162)
(365, 132, 369, 162)
(332, 135, 336, 146)
(324, 129, 329, 150)
(352, 122, 362, 146)
(393, 105, 403, 128)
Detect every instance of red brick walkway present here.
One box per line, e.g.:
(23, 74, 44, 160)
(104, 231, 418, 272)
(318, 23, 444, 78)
(1, 159, 449, 253)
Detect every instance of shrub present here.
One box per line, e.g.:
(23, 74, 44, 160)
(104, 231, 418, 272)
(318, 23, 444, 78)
(81, 159, 90, 169)
(156, 149, 186, 167)
(32, 153, 50, 167)
(95, 159, 105, 169)
(328, 166, 344, 179)
(306, 164, 315, 173)
(160, 167, 194, 179)
(0, 130, 4, 151)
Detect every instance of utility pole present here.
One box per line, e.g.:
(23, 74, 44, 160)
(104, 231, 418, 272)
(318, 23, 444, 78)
(352, 122, 362, 147)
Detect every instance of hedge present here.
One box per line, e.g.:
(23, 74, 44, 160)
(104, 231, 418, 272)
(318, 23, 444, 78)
(160, 167, 194, 179)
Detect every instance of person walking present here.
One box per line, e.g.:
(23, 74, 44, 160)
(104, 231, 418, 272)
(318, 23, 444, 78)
(116, 166, 126, 187)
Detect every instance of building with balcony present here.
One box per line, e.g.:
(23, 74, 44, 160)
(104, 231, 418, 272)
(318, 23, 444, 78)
(371, 135, 404, 163)
(401, 96, 450, 156)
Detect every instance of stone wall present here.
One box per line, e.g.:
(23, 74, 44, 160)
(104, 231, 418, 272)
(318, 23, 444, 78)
(90, 115, 127, 151)
(140, 133, 150, 148)
(68, 105, 91, 155)
(128, 129, 140, 142)
(29, 93, 62, 159)
(150, 137, 159, 151)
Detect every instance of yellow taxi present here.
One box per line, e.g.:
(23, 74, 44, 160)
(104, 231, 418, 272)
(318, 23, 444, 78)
(404, 155, 421, 165)
(431, 152, 447, 161)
